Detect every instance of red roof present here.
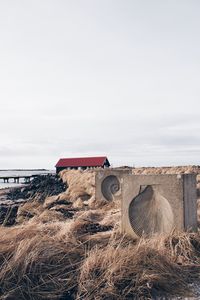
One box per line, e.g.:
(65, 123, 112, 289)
(55, 156, 109, 168)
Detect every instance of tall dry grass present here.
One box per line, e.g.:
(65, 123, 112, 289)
(1, 167, 200, 299)
(1, 218, 200, 299)
(78, 232, 200, 299)
(0, 221, 84, 299)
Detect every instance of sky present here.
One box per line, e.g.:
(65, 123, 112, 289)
(0, 0, 200, 169)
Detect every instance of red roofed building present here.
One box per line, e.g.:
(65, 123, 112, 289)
(55, 156, 110, 173)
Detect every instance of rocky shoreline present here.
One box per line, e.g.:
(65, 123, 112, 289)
(0, 174, 66, 226)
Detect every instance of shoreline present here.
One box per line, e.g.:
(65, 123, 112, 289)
(0, 188, 10, 197)
(0, 183, 24, 191)
(0, 185, 26, 204)
(0, 187, 14, 205)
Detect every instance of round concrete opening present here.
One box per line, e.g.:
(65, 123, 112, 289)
(129, 185, 174, 237)
(101, 175, 120, 201)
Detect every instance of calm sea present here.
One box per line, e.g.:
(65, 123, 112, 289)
(0, 170, 55, 189)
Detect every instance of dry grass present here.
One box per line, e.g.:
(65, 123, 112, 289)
(1, 168, 200, 299)
(0, 221, 85, 299)
(132, 165, 200, 175)
(1, 219, 200, 299)
(78, 232, 200, 300)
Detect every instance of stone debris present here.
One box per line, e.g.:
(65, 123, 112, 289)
(0, 175, 66, 226)
(7, 174, 66, 202)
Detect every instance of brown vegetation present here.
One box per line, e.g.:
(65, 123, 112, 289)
(0, 167, 200, 299)
(132, 165, 200, 175)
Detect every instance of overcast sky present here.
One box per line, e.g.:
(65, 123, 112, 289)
(0, 0, 200, 169)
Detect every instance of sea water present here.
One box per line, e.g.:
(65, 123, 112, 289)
(0, 170, 55, 189)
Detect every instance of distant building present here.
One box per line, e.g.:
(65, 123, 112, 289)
(55, 156, 110, 173)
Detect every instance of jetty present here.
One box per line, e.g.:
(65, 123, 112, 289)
(0, 173, 53, 184)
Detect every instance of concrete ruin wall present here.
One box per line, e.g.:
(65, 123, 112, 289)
(96, 171, 197, 237)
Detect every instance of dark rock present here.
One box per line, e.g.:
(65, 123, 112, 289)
(0, 205, 18, 226)
(7, 175, 67, 203)
(54, 208, 74, 219)
(0, 175, 67, 226)
(78, 223, 113, 235)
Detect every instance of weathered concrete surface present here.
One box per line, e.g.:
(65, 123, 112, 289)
(122, 174, 197, 238)
(95, 169, 132, 203)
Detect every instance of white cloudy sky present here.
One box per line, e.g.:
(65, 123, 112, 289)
(0, 0, 200, 169)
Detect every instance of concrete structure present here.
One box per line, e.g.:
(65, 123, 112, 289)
(96, 171, 197, 237)
(95, 168, 132, 203)
(55, 156, 110, 174)
(122, 174, 197, 238)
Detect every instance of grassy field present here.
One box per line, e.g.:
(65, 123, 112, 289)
(0, 167, 200, 300)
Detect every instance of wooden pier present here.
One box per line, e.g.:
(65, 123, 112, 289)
(0, 173, 53, 184)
